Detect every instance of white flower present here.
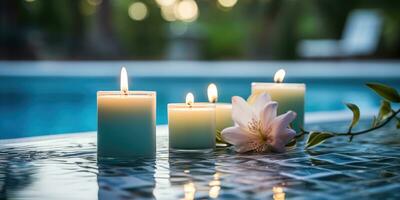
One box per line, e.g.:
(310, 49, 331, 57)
(221, 93, 297, 153)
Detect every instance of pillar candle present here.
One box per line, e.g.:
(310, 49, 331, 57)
(168, 93, 216, 151)
(97, 67, 156, 160)
(207, 83, 233, 145)
(251, 69, 305, 132)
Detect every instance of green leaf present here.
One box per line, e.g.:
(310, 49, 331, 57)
(371, 116, 378, 128)
(377, 100, 392, 121)
(285, 139, 296, 148)
(216, 130, 226, 144)
(367, 83, 400, 103)
(305, 131, 334, 149)
(346, 103, 360, 132)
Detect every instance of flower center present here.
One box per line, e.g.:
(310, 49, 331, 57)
(247, 118, 266, 141)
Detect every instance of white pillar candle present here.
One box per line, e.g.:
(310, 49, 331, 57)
(97, 67, 156, 160)
(168, 93, 216, 151)
(207, 83, 233, 144)
(251, 69, 305, 131)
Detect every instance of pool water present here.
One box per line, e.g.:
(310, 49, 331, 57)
(1, 122, 400, 199)
(0, 76, 399, 139)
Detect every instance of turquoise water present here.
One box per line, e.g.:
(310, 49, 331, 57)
(1, 123, 400, 199)
(0, 76, 398, 139)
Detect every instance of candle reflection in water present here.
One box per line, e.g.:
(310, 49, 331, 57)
(208, 172, 221, 199)
(97, 161, 156, 200)
(273, 186, 285, 200)
(168, 152, 216, 200)
(183, 182, 196, 200)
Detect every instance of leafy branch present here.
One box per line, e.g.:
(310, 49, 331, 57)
(301, 83, 400, 149)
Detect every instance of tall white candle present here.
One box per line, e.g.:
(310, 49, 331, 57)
(168, 93, 216, 151)
(251, 69, 305, 131)
(207, 83, 233, 144)
(97, 67, 156, 160)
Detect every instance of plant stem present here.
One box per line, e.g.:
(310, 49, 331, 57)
(297, 109, 400, 138)
(335, 109, 400, 136)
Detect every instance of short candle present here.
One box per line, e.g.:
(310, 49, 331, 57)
(251, 69, 305, 131)
(168, 93, 216, 151)
(97, 67, 156, 160)
(207, 83, 233, 144)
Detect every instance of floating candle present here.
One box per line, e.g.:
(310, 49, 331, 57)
(207, 83, 233, 144)
(251, 69, 305, 131)
(168, 93, 216, 151)
(97, 67, 156, 160)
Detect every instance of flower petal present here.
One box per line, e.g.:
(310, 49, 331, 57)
(221, 126, 261, 153)
(272, 111, 297, 131)
(270, 128, 296, 153)
(260, 101, 278, 132)
(268, 111, 297, 153)
(231, 96, 254, 128)
(251, 93, 271, 113)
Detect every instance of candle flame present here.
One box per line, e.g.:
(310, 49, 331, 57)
(274, 69, 285, 83)
(186, 92, 194, 106)
(120, 67, 129, 95)
(207, 83, 218, 103)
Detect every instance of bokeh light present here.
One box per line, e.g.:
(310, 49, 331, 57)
(87, 0, 102, 6)
(155, 0, 176, 7)
(80, 0, 97, 16)
(128, 2, 148, 21)
(161, 5, 177, 22)
(217, 0, 238, 8)
(174, 0, 198, 22)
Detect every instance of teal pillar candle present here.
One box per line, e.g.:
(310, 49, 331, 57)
(251, 82, 305, 132)
(207, 83, 234, 145)
(168, 96, 216, 151)
(215, 103, 233, 132)
(97, 91, 156, 160)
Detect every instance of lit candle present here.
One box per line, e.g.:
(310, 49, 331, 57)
(251, 69, 305, 131)
(168, 93, 216, 152)
(97, 67, 156, 160)
(207, 83, 233, 144)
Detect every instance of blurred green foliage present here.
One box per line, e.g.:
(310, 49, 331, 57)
(1, 0, 400, 60)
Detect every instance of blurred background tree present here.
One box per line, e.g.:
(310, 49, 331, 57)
(1, 0, 400, 60)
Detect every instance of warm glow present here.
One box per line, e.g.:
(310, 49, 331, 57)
(218, 0, 237, 8)
(128, 2, 148, 21)
(120, 67, 129, 94)
(209, 186, 220, 198)
(207, 83, 218, 103)
(274, 69, 286, 83)
(183, 182, 196, 200)
(175, 0, 198, 22)
(156, 0, 176, 7)
(186, 93, 194, 106)
(209, 172, 221, 198)
(161, 5, 177, 22)
(273, 186, 285, 200)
